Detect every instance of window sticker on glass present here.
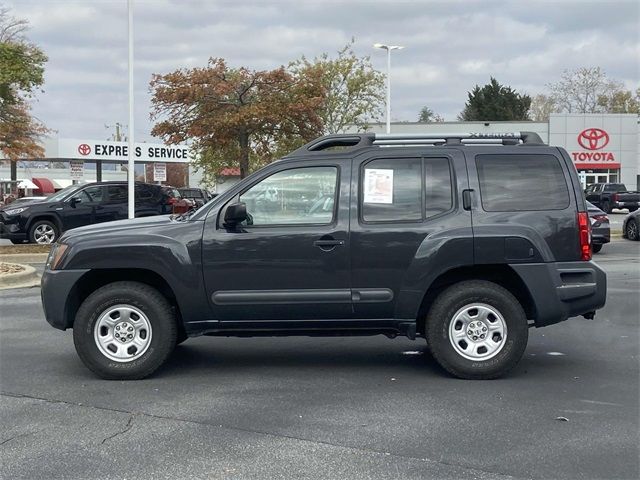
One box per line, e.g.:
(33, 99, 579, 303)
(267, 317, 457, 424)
(364, 168, 394, 204)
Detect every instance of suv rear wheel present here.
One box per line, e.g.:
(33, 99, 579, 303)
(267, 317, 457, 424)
(73, 281, 177, 380)
(425, 280, 528, 379)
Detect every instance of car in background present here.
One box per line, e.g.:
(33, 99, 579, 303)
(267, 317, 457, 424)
(585, 183, 640, 213)
(178, 187, 213, 208)
(622, 209, 640, 241)
(587, 201, 610, 253)
(0, 182, 181, 244)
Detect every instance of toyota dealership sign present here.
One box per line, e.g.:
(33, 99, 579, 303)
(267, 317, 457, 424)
(571, 128, 616, 164)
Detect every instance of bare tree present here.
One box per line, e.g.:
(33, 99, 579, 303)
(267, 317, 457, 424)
(529, 94, 558, 121)
(0, 6, 29, 43)
(547, 67, 623, 114)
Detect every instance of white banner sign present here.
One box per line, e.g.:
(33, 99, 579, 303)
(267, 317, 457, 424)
(153, 162, 167, 182)
(58, 139, 192, 163)
(69, 160, 84, 179)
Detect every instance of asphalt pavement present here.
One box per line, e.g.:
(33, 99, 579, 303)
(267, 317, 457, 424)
(1, 239, 638, 480)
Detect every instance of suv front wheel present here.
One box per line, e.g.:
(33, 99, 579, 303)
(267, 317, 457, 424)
(425, 280, 528, 379)
(29, 219, 59, 244)
(73, 281, 177, 380)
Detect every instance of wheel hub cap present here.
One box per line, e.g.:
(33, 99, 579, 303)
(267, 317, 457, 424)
(449, 303, 507, 361)
(94, 305, 152, 363)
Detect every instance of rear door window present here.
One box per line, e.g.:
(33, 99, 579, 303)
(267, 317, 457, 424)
(476, 154, 570, 212)
(361, 158, 422, 222)
(360, 157, 453, 222)
(107, 185, 127, 203)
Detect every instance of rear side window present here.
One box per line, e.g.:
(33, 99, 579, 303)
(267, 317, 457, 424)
(360, 157, 453, 223)
(476, 154, 570, 212)
(604, 184, 625, 192)
(361, 158, 422, 222)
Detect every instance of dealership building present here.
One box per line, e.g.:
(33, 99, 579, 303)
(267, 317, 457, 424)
(2, 113, 638, 197)
(362, 113, 640, 190)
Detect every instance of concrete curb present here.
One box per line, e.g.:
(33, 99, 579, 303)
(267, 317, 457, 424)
(0, 253, 49, 264)
(0, 263, 41, 290)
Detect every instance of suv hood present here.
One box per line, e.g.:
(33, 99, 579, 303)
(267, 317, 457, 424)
(61, 215, 176, 240)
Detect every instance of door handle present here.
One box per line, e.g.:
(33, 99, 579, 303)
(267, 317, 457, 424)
(462, 189, 474, 211)
(314, 238, 345, 251)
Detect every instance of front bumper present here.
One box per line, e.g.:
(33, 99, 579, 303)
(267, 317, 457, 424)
(41, 268, 89, 330)
(0, 220, 27, 241)
(511, 261, 607, 327)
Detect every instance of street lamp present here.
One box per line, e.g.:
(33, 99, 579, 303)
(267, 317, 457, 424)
(127, 0, 135, 219)
(373, 43, 404, 134)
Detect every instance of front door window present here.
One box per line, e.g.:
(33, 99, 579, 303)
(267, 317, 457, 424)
(239, 166, 338, 226)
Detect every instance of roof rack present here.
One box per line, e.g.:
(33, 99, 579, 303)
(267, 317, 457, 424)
(289, 131, 545, 156)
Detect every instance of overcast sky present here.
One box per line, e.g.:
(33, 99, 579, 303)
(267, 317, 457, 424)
(7, 0, 640, 142)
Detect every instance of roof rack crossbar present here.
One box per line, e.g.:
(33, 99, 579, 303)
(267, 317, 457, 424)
(374, 131, 544, 145)
(287, 131, 544, 156)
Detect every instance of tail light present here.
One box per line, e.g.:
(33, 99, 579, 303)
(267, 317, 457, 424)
(593, 214, 608, 223)
(166, 197, 178, 205)
(578, 211, 591, 261)
(612, 193, 619, 202)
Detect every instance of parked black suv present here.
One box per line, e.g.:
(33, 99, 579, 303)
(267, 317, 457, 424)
(41, 132, 607, 380)
(0, 181, 179, 244)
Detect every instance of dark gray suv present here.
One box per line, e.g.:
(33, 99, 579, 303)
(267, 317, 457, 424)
(40, 132, 606, 380)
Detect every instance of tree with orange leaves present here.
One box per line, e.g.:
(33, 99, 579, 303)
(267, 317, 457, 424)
(150, 58, 325, 181)
(0, 8, 49, 182)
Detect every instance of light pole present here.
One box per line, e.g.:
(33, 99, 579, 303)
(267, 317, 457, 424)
(373, 43, 404, 134)
(127, 0, 135, 219)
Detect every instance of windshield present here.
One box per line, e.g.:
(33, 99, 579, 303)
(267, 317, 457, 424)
(44, 184, 83, 202)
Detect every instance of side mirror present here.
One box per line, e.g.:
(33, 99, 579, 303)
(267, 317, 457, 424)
(70, 196, 82, 207)
(224, 202, 247, 226)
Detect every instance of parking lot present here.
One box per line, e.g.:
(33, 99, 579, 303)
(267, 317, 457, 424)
(0, 233, 638, 479)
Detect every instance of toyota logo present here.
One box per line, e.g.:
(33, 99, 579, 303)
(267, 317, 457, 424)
(78, 143, 91, 156)
(578, 128, 609, 150)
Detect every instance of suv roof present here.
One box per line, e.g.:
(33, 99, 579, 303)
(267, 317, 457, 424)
(287, 131, 546, 158)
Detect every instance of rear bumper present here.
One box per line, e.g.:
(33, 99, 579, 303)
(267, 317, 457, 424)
(592, 226, 610, 245)
(613, 201, 639, 209)
(41, 268, 89, 330)
(511, 261, 606, 327)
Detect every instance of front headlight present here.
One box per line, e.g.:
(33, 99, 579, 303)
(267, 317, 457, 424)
(46, 243, 68, 270)
(3, 207, 28, 216)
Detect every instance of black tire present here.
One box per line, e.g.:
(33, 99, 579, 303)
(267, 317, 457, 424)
(28, 219, 59, 244)
(602, 201, 612, 214)
(628, 207, 638, 213)
(73, 281, 177, 380)
(627, 219, 640, 241)
(425, 280, 528, 380)
(592, 244, 603, 253)
(10, 239, 24, 245)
